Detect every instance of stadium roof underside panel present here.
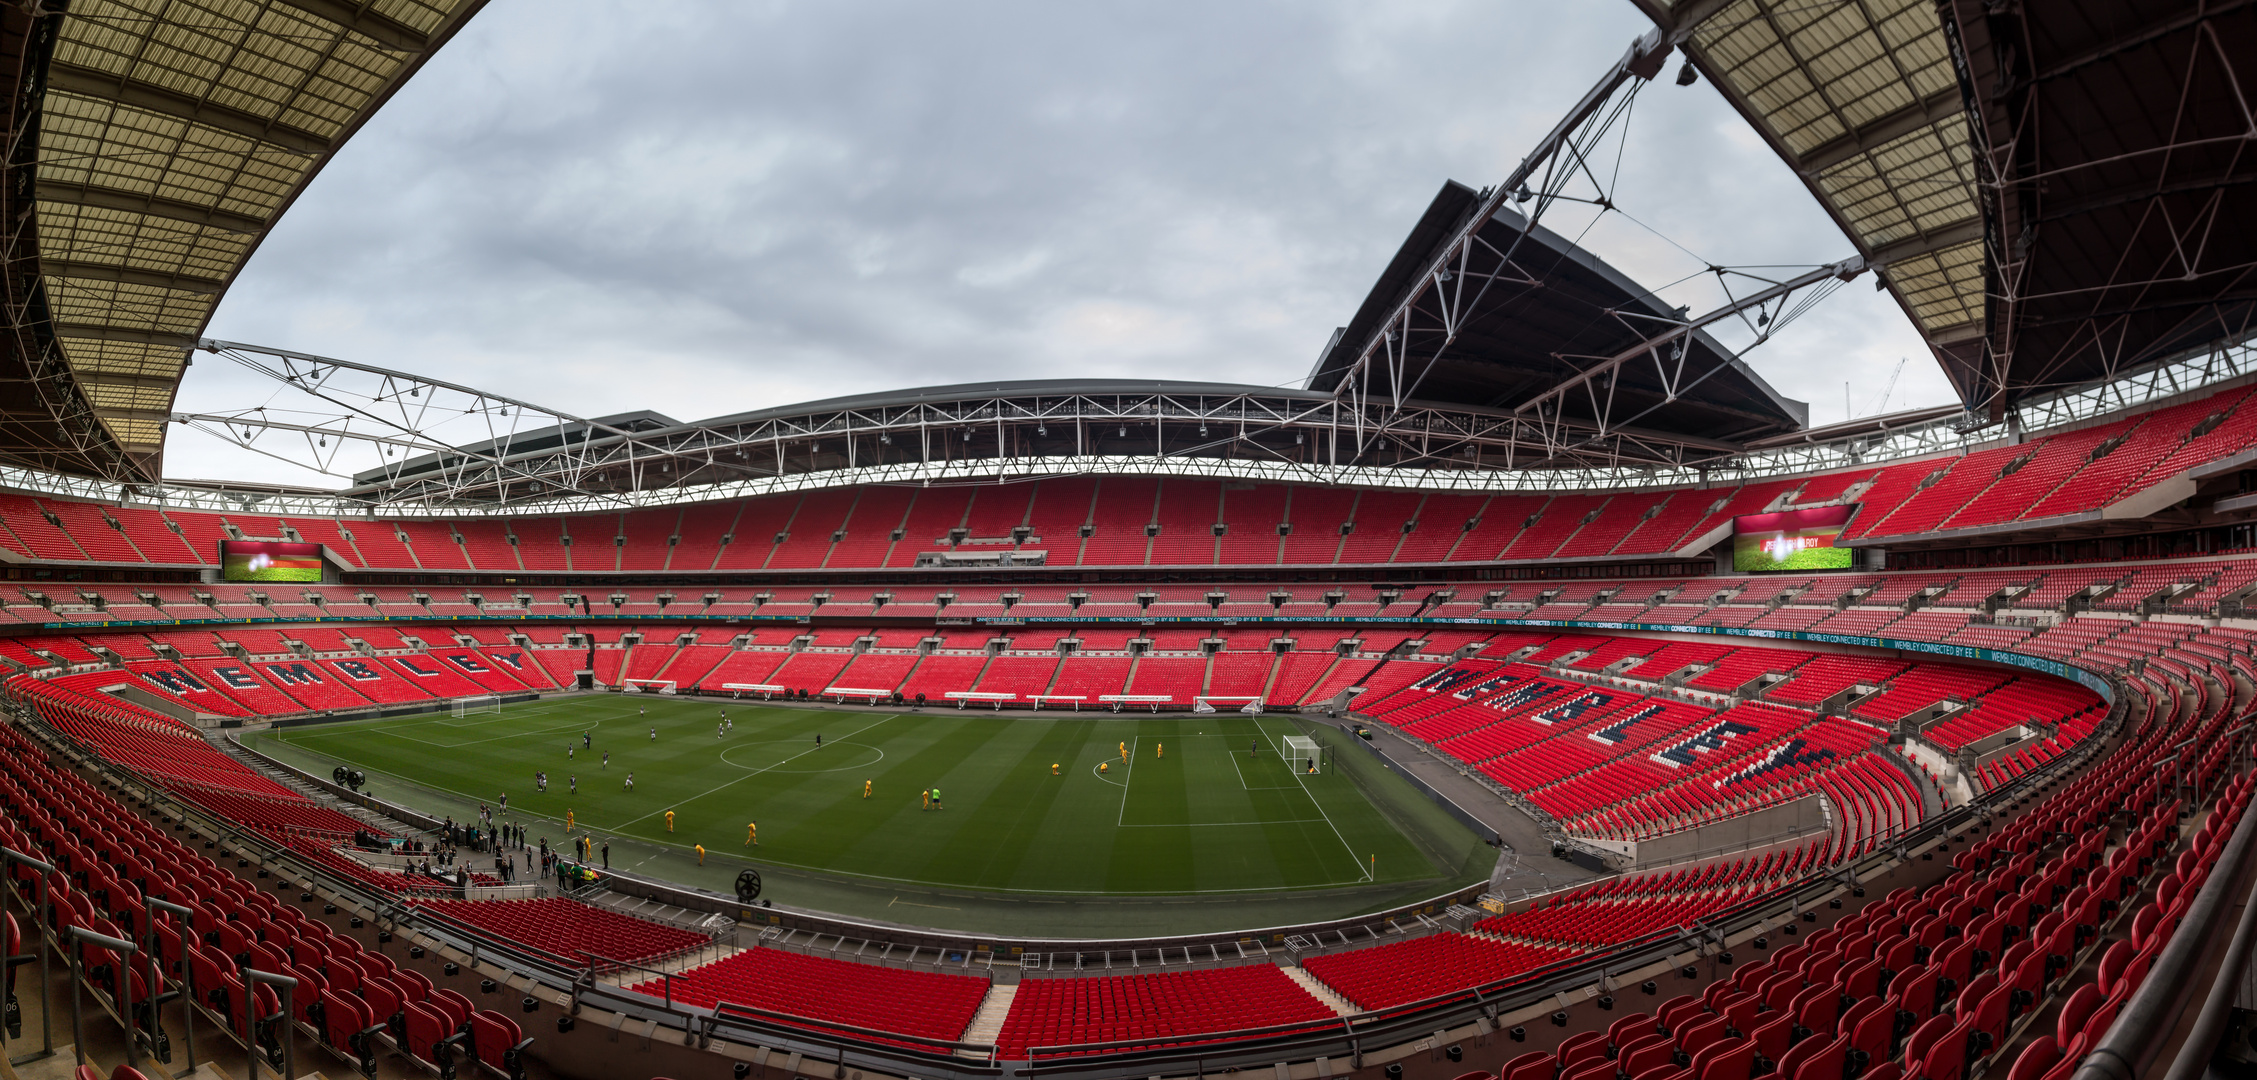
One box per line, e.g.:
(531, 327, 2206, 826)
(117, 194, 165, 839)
(1304, 181, 1809, 444)
(1638, 0, 2257, 417)
(0, 0, 487, 485)
(1945, 1, 2257, 411)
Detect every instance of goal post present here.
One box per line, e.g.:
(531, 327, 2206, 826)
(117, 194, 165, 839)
(1283, 735, 1323, 774)
(451, 694, 502, 717)
(623, 679, 677, 695)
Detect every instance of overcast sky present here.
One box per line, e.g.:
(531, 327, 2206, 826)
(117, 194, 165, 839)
(175, 0, 1952, 486)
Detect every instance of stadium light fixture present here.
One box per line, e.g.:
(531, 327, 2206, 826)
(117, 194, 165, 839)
(1675, 61, 1698, 86)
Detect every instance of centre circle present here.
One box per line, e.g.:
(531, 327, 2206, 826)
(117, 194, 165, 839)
(718, 741, 885, 774)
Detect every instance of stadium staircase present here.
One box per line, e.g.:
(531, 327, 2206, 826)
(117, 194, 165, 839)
(962, 983, 1017, 1049)
(1281, 965, 1358, 1016)
(212, 731, 401, 837)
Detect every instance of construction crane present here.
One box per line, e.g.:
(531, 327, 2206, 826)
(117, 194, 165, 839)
(1860, 358, 1908, 418)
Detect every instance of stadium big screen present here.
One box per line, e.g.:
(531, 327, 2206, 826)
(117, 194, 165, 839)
(1732, 505, 1854, 572)
(219, 540, 324, 582)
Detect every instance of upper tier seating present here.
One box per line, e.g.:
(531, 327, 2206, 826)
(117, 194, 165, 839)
(2, 381, 2248, 576)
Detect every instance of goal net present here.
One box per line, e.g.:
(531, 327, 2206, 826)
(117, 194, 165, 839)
(451, 695, 502, 717)
(623, 679, 677, 695)
(1283, 735, 1323, 774)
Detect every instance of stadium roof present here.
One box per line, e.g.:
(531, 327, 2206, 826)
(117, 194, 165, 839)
(0, 0, 487, 486)
(1304, 181, 1809, 443)
(1639, 0, 2257, 415)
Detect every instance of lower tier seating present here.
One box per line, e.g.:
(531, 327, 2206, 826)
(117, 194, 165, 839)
(996, 964, 1335, 1058)
(632, 946, 989, 1049)
(410, 897, 710, 967)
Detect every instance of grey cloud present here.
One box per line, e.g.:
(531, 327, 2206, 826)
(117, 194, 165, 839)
(181, 0, 1941, 485)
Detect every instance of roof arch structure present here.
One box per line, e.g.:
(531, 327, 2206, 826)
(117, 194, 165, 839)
(0, 0, 488, 486)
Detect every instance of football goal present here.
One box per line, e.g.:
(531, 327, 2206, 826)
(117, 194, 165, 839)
(1283, 735, 1324, 774)
(451, 695, 502, 717)
(623, 679, 677, 695)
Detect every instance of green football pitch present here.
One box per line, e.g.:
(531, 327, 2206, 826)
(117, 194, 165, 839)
(249, 695, 1483, 898)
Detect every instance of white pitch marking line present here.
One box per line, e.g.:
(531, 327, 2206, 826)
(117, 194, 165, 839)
(606, 713, 902, 832)
(1259, 719, 1371, 882)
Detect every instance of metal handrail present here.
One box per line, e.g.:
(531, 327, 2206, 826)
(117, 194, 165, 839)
(2, 843, 57, 1064)
(705, 998, 998, 1059)
(2083, 743, 2257, 1080)
(62, 924, 137, 1070)
(238, 965, 297, 1080)
(142, 895, 197, 1073)
(2163, 813, 2257, 1080)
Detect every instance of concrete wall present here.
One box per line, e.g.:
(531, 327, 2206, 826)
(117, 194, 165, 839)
(1626, 794, 1829, 868)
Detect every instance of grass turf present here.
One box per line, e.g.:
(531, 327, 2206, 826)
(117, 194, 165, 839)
(252, 696, 1462, 897)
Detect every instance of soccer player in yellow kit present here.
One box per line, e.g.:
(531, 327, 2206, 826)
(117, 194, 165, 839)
(863, 779, 872, 799)
(1119, 741, 1127, 764)
(696, 843, 706, 865)
(565, 809, 574, 832)
(1157, 743, 1163, 759)
(665, 809, 675, 832)
(745, 822, 757, 846)
(1051, 763, 1060, 775)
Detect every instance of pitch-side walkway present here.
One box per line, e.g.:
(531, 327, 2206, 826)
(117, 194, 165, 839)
(1347, 720, 1602, 893)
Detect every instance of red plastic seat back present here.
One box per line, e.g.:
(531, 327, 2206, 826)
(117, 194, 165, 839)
(1918, 1019, 1973, 1080)
(1607, 1012, 1657, 1051)
(433, 988, 475, 1028)
(1560, 1031, 1607, 1068)
(1973, 986, 2011, 1056)
(1623, 1038, 1675, 1078)
(470, 1010, 525, 1068)
(2006, 1037, 2061, 1080)
(1792, 985, 1837, 1035)
(1904, 1014, 1955, 1069)
(1788, 1036, 1844, 1080)
(288, 964, 326, 1024)
(1677, 1015, 1729, 1056)
(1658, 995, 1702, 1034)
(321, 988, 368, 1049)
(360, 975, 403, 1026)
(1893, 965, 1939, 1024)
(1501, 1052, 1555, 1080)
(406, 1001, 452, 1062)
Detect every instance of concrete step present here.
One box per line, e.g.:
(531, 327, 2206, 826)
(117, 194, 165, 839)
(1283, 964, 1358, 1017)
(962, 982, 1017, 1047)
(211, 737, 395, 833)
